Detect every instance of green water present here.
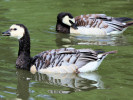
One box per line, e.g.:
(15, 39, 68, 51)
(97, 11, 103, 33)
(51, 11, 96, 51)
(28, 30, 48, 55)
(0, 0, 133, 100)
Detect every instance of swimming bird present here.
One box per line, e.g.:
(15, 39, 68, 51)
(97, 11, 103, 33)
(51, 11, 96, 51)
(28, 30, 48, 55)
(56, 12, 133, 35)
(2, 24, 116, 73)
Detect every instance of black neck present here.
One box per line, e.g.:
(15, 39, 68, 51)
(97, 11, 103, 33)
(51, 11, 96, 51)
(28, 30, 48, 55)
(16, 31, 31, 70)
(56, 20, 70, 33)
(18, 34, 30, 56)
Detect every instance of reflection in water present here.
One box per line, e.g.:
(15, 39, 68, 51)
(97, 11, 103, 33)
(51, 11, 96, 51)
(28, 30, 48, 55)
(36, 72, 104, 94)
(55, 33, 77, 48)
(55, 33, 128, 48)
(16, 70, 30, 100)
(16, 69, 104, 99)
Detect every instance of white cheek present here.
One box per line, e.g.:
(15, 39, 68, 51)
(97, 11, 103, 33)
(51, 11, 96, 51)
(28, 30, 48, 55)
(62, 16, 71, 26)
(10, 32, 23, 39)
(10, 29, 24, 39)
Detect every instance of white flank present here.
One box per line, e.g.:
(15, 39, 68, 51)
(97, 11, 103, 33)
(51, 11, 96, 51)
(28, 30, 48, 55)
(70, 27, 127, 36)
(71, 27, 106, 35)
(107, 27, 127, 35)
(38, 64, 78, 73)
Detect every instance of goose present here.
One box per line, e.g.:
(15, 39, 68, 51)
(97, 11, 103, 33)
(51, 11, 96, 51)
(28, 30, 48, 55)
(56, 12, 133, 35)
(2, 24, 117, 73)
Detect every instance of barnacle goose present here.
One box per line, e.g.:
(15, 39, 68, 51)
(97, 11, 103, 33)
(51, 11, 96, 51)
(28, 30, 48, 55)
(56, 12, 133, 35)
(2, 24, 117, 73)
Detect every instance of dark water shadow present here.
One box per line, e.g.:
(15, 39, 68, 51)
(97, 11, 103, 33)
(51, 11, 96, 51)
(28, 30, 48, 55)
(16, 69, 104, 99)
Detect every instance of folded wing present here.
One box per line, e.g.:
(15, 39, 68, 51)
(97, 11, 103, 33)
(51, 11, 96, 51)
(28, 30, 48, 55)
(33, 48, 98, 73)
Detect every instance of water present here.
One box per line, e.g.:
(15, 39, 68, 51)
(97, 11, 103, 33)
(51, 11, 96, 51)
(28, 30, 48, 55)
(0, 0, 133, 100)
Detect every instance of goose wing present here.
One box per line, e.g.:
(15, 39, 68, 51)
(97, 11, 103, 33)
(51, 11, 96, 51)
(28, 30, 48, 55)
(75, 14, 125, 32)
(33, 48, 98, 73)
(75, 14, 110, 27)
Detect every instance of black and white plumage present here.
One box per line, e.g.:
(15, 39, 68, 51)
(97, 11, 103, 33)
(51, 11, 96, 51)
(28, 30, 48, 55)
(2, 24, 116, 73)
(56, 12, 133, 35)
(34, 48, 116, 73)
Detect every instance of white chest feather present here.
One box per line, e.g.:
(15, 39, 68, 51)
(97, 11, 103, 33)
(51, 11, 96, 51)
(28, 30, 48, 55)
(30, 65, 37, 74)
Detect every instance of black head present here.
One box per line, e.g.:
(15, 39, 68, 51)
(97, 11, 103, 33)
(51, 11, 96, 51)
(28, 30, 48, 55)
(2, 24, 29, 39)
(57, 12, 78, 29)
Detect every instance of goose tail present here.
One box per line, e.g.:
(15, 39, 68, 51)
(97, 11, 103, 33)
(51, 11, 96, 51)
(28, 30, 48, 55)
(78, 50, 117, 73)
(97, 50, 117, 62)
(123, 21, 133, 28)
(114, 17, 133, 28)
(97, 50, 117, 69)
(102, 50, 117, 56)
(114, 17, 133, 22)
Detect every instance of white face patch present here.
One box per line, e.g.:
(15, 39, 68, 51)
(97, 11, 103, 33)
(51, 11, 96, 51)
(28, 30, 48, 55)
(62, 15, 75, 26)
(9, 24, 25, 39)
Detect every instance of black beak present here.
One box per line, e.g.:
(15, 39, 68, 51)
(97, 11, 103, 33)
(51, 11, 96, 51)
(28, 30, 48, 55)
(2, 30, 10, 36)
(71, 23, 78, 29)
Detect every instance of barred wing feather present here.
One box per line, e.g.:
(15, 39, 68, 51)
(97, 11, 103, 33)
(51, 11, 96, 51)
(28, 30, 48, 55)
(33, 48, 98, 73)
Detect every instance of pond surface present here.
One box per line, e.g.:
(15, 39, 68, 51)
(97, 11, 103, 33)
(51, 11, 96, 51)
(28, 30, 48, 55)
(0, 0, 133, 100)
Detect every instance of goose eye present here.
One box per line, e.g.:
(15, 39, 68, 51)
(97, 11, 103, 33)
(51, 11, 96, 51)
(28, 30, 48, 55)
(14, 28, 17, 30)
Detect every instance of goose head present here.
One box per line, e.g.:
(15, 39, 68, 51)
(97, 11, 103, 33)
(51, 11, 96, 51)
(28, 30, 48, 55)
(57, 12, 78, 29)
(2, 24, 28, 39)
(2, 24, 31, 70)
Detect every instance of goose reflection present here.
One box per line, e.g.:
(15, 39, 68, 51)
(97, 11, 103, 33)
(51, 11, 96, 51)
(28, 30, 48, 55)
(55, 33, 127, 47)
(16, 70, 31, 100)
(16, 69, 104, 99)
(46, 72, 104, 94)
